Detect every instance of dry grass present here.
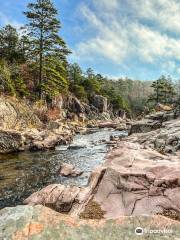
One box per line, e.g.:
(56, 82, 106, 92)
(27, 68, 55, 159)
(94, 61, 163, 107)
(47, 108, 61, 121)
(79, 201, 106, 220)
(158, 209, 180, 222)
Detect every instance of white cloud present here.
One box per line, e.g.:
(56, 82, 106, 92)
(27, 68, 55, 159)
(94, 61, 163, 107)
(75, 4, 130, 63)
(131, 23, 180, 62)
(176, 68, 180, 75)
(75, 1, 180, 68)
(93, 0, 119, 11)
(128, 0, 180, 34)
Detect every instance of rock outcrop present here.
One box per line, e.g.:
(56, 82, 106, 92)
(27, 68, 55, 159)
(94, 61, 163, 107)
(24, 184, 83, 212)
(26, 131, 73, 151)
(91, 110, 180, 219)
(94, 141, 180, 219)
(96, 119, 127, 130)
(0, 125, 74, 153)
(128, 118, 180, 154)
(155, 103, 173, 112)
(145, 111, 176, 122)
(129, 119, 162, 134)
(64, 95, 85, 115)
(98, 121, 119, 129)
(0, 130, 25, 153)
(1, 205, 180, 240)
(58, 163, 83, 177)
(0, 97, 41, 130)
(0, 97, 73, 153)
(24, 166, 105, 217)
(0, 95, 129, 153)
(130, 109, 179, 135)
(91, 95, 108, 113)
(25, 140, 180, 220)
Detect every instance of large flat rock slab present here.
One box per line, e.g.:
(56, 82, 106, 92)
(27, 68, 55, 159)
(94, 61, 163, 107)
(94, 141, 180, 219)
(23, 141, 180, 220)
(0, 205, 180, 240)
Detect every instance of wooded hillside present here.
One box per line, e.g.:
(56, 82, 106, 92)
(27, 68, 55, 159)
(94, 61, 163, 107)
(0, 0, 179, 116)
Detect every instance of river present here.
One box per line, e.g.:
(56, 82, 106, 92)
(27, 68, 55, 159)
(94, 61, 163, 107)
(0, 128, 126, 209)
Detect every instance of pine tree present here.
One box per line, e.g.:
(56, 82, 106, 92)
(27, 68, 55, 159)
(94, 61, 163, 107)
(24, 0, 70, 99)
(68, 63, 84, 85)
(151, 77, 165, 103)
(42, 57, 69, 98)
(83, 68, 101, 95)
(68, 63, 87, 100)
(0, 60, 15, 95)
(0, 25, 23, 63)
(149, 75, 176, 105)
(10, 64, 29, 97)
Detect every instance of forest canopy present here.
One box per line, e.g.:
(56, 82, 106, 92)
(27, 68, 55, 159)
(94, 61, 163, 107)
(0, 0, 179, 116)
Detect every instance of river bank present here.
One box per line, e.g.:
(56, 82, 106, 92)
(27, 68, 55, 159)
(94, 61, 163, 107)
(0, 100, 180, 239)
(0, 107, 180, 239)
(0, 95, 129, 154)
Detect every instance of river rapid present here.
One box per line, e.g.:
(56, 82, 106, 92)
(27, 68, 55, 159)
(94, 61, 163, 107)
(0, 128, 126, 209)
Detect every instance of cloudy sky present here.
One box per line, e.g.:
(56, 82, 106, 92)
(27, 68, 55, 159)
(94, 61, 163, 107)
(0, 0, 180, 80)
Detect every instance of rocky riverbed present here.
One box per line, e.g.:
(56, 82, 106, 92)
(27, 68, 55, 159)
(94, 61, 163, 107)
(0, 104, 180, 239)
(0, 128, 126, 209)
(21, 108, 180, 216)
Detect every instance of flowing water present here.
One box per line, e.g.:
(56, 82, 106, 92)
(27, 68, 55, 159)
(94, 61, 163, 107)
(0, 128, 126, 209)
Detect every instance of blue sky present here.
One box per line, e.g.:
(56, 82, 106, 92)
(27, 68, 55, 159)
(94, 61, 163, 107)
(0, 0, 180, 80)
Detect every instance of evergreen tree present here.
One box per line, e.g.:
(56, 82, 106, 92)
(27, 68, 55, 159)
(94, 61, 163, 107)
(149, 75, 176, 105)
(24, 0, 70, 99)
(162, 76, 176, 104)
(68, 63, 87, 100)
(0, 60, 15, 95)
(42, 57, 68, 98)
(83, 68, 101, 95)
(10, 64, 29, 97)
(0, 60, 28, 97)
(151, 77, 165, 103)
(68, 63, 84, 86)
(0, 25, 24, 63)
(111, 94, 130, 113)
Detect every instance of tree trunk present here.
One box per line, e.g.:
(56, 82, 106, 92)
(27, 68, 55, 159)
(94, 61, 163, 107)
(39, 28, 43, 100)
(39, 51, 42, 99)
(157, 86, 159, 104)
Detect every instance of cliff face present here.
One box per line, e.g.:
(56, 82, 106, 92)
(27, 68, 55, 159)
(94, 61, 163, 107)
(55, 94, 112, 120)
(0, 96, 81, 153)
(0, 94, 112, 129)
(0, 97, 41, 130)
